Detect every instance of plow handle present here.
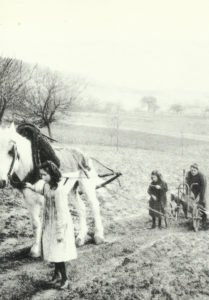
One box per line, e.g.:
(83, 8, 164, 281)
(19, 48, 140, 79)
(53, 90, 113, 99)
(96, 172, 122, 190)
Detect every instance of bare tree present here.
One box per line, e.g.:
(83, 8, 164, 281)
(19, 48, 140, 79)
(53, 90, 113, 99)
(0, 57, 31, 123)
(141, 96, 159, 113)
(21, 69, 85, 138)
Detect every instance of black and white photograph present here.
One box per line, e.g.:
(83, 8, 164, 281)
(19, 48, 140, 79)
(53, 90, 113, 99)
(1, 0, 209, 299)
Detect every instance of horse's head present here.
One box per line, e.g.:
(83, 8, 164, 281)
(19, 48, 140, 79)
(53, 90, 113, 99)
(0, 122, 35, 188)
(0, 123, 21, 186)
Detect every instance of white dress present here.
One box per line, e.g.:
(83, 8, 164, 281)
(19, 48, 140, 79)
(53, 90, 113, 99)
(33, 179, 77, 262)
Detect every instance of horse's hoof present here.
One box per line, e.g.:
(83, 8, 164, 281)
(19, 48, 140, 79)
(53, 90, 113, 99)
(30, 251, 41, 258)
(30, 245, 41, 258)
(94, 235, 104, 245)
(76, 237, 85, 247)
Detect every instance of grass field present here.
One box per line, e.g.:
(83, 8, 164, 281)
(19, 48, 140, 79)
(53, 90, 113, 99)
(1, 113, 209, 299)
(60, 111, 209, 139)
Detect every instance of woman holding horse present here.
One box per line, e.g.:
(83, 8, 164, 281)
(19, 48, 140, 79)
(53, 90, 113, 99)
(25, 160, 77, 289)
(148, 170, 168, 229)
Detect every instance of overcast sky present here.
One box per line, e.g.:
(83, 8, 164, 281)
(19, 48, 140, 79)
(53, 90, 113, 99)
(1, 0, 209, 108)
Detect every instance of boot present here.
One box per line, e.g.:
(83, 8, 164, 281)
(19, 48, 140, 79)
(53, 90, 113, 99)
(151, 217, 156, 229)
(51, 264, 61, 284)
(202, 213, 207, 230)
(158, 218, 162, 229)
(59, 262, 69, 290)
(51, 273, 61, 284)
(60, 279, 70, 290)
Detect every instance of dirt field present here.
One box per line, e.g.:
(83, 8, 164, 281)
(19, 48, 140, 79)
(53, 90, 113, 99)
(1, 118, 209, 299)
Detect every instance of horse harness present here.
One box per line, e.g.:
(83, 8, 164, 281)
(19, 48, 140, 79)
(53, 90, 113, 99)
(7, 140, 35, 190)
(7, 122, 122, 191)
(8, 122, 61, 189)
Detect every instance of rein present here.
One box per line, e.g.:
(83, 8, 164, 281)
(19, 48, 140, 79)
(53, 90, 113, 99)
(7, 143, 19, 177)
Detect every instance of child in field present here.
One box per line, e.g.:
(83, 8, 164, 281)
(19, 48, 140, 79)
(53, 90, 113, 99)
(25, 160, 77, 289)
(148, 170, 168, 229)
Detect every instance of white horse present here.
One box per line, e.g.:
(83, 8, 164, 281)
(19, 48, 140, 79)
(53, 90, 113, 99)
(0, 123, 104, 257)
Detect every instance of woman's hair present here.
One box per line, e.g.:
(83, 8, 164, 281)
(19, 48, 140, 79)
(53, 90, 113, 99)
(151, 170, 163, 182)
(40, 160, 62, 188)
(190, 163, 199, 170)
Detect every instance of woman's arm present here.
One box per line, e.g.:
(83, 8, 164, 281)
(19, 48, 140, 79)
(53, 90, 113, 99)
(148, 185, 157, 200)
(24, 182, 35, 191)
(199, 174, 207, 204)
(147, 185, 152, 195)
(24, 180, 45, 195)
(55, 190, 67, 242)
(161, 182, 168, 193)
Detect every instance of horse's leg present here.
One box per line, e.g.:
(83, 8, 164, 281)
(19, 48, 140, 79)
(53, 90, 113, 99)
(22, 189, 44, 257)
(29, 203, 43, 257)
(80, 178, 104, 244)
(74, 190, 88, 247)
(164, 216, 168, 228)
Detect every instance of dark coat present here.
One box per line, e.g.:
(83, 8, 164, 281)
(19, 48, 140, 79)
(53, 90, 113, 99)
(186, 171, 207, 204)
(148, 180, 168, 218)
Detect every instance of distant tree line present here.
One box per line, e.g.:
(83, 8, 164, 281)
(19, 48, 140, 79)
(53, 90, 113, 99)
(1, 56, 208, 138)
